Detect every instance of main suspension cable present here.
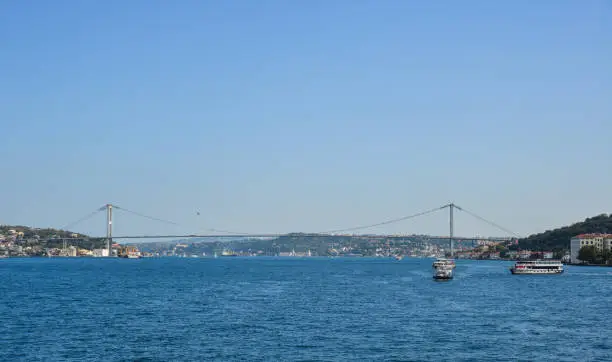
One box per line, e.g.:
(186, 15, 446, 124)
(61, 206, 106, 231)
(454, 205, 521, 238)
(319, 205, 448, 234)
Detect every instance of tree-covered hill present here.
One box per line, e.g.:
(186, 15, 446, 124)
(0, 225, 106, 250)
(516, 213, 612, 252)
(0, 224, 81, 239)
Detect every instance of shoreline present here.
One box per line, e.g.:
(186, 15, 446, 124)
(567, 263, 612, 267)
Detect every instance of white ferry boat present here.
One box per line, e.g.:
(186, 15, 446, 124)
(510, 260, 563, 275)
(433, 258, 456, 269)
(432, 258, 455, 280)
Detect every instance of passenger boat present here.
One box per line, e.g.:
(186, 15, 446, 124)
(510, 260, 563, 275)
(432, 258, 455, 280)
(432, 258, 455, 269)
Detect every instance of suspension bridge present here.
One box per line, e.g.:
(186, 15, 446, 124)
(60, 203, 521, 257)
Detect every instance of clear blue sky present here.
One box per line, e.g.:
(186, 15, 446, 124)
(1, 0, 611, 239)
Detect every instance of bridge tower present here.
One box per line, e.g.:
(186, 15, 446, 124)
(106, 204, 113, 257)
(449, 203, 454, 257)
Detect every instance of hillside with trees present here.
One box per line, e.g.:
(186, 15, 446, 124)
(0, 225, 106, 254)
(516, 213, 612, 253)
(0, 225, 80, 240)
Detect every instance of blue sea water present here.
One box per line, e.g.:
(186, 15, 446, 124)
(0, 257, 610, 361)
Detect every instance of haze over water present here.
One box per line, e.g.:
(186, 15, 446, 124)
(1, 258, 610, 361)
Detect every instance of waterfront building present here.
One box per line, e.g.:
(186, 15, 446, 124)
(570, 233, 612, 264)
(92, 249, 109, 257)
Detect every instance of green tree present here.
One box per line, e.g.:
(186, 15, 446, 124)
(600, 247, 611, 265)
(578, 245, 598, 264)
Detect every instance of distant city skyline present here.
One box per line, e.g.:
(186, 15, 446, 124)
(1, 1, 611, 238)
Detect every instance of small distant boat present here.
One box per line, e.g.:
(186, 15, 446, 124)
(394, 255, 403, 261)
(220, 249, 237, 257)
(118, 246, 142, 259)
(432, 258, 455, 280)
(510, 260, 563, 275)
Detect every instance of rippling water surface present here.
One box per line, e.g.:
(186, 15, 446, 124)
(1, 258, 610, 361)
